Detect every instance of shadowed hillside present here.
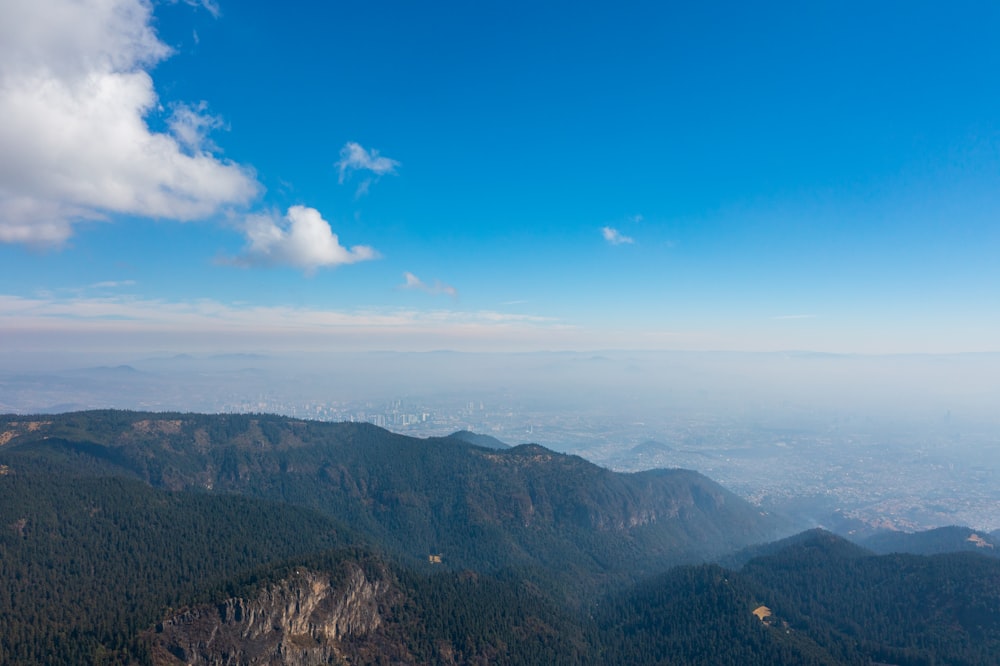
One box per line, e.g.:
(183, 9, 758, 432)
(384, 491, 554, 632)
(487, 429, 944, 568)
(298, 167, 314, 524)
(1, 413, 999, 665)
(0, 411, 786, 581)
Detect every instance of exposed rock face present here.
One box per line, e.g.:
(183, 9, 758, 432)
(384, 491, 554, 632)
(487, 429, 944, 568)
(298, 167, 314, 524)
(150, 564, 404, 665)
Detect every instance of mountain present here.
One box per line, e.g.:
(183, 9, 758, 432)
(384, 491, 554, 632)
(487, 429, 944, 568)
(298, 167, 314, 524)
(149, 529, 1000, 666)
(597, 562, 845, 666)
(593, 529, 1000, 666)
(0, 411, 786, 584)
(720, 527, 873, 569)
(445, 428, 509, 449)
(68, 364, 143, 375)
(738, 530, 1000, 665)
(147, 551, 591, 666)
(629, 439, 674, 456)
(149, 561, 403, 665)
(860, 525, 1000, 557)
(5, 411, 999, 665)
(0, 460, 354, 664)
(0, 458, 588, 665)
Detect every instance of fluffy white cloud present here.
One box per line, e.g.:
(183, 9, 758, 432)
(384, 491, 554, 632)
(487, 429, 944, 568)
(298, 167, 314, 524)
(601, 226, 634, 245)
(400, 272, 458, 297)
(0, 0, 258, 245)
(240, 205, 379, 272)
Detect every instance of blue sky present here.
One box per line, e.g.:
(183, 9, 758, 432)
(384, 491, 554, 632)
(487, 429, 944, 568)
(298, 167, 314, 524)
(1, 0, 998, 354)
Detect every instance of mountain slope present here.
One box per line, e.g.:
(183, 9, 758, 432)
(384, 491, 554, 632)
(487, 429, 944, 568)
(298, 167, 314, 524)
(446, 429, 509, 449)
(3, 421, 1000, 666)
(860, 525, 1000, 557)
(597, 530, 1000, 666)
(0, 411, 786, 582)
(741, 530, 1000, 665)
(597, 563, 844, 666)
(148, 552, 592, 666)
(0, 460, 353, 665)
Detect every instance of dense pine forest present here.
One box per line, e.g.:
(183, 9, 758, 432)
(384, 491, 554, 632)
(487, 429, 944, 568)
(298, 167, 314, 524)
(1, 411, 999, 664)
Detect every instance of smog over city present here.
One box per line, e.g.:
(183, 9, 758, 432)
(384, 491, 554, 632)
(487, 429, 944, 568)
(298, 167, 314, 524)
(4, 349, 1000, 533)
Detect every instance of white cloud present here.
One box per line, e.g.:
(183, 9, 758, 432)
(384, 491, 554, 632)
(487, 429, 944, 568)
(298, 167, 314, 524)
(167, 101, 226, 154)
(335, 142, 399, 196)
(601, 226, 634, 245)
(0, 0, 258, 246)
(400, 272, 458, 297)
(239, 205, 379, 272)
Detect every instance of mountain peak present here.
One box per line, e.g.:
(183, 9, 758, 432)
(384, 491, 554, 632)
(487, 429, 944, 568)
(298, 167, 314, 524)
(444, 430, 509, 449)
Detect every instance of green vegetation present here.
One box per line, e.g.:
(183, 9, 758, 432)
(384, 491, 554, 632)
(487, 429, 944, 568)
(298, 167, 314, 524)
(0, 460, 352, 664)
(742, 531, 1000, 665)
(0, 410, 783, 583)
(861, 525, 1000, 557)
(596, 564, 846, 666)
(1, 411, 998, 664)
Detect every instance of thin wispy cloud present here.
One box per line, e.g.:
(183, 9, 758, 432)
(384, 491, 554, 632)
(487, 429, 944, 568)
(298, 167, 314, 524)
(89, 280, 137, 289)
(0, 294, 563, 347)
(236, 206, 378, 273)
(400, 272, 458, 297)
(178, 0, 221, 19)
(335, 142, 400, 197)
(0, 0, 258, 246)
(602, 226, 634, 245)
(34, 280, 139, 298)
(167, 101, 227, 154)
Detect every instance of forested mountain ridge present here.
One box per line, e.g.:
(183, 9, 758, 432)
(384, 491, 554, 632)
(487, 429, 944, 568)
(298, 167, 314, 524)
(0, 410, 785, 578)
(860, 524, 1000, 557)
(0, 461, 589, 665)
(3, 411, 999, 664)
(147, 530, 1000, 666)
(445, 429, 510, 449)
(594, 529, 1000, 666)
(146, 551, 594, 666)
(738, 530, 1000, 665)
(0, 461, 356, 664)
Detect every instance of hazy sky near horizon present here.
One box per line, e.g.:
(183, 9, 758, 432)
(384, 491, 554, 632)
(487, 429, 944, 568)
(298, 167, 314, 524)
(1, 0, 999, 354)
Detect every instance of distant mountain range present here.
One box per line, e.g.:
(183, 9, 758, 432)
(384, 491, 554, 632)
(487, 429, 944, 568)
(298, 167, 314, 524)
(859, 524, 1000, 557)
(445, 429, 510, 449)
(1, 410, 998, 665)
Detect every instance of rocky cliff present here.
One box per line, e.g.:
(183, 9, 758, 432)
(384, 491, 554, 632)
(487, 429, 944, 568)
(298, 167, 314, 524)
(149, 563, 405, 665)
